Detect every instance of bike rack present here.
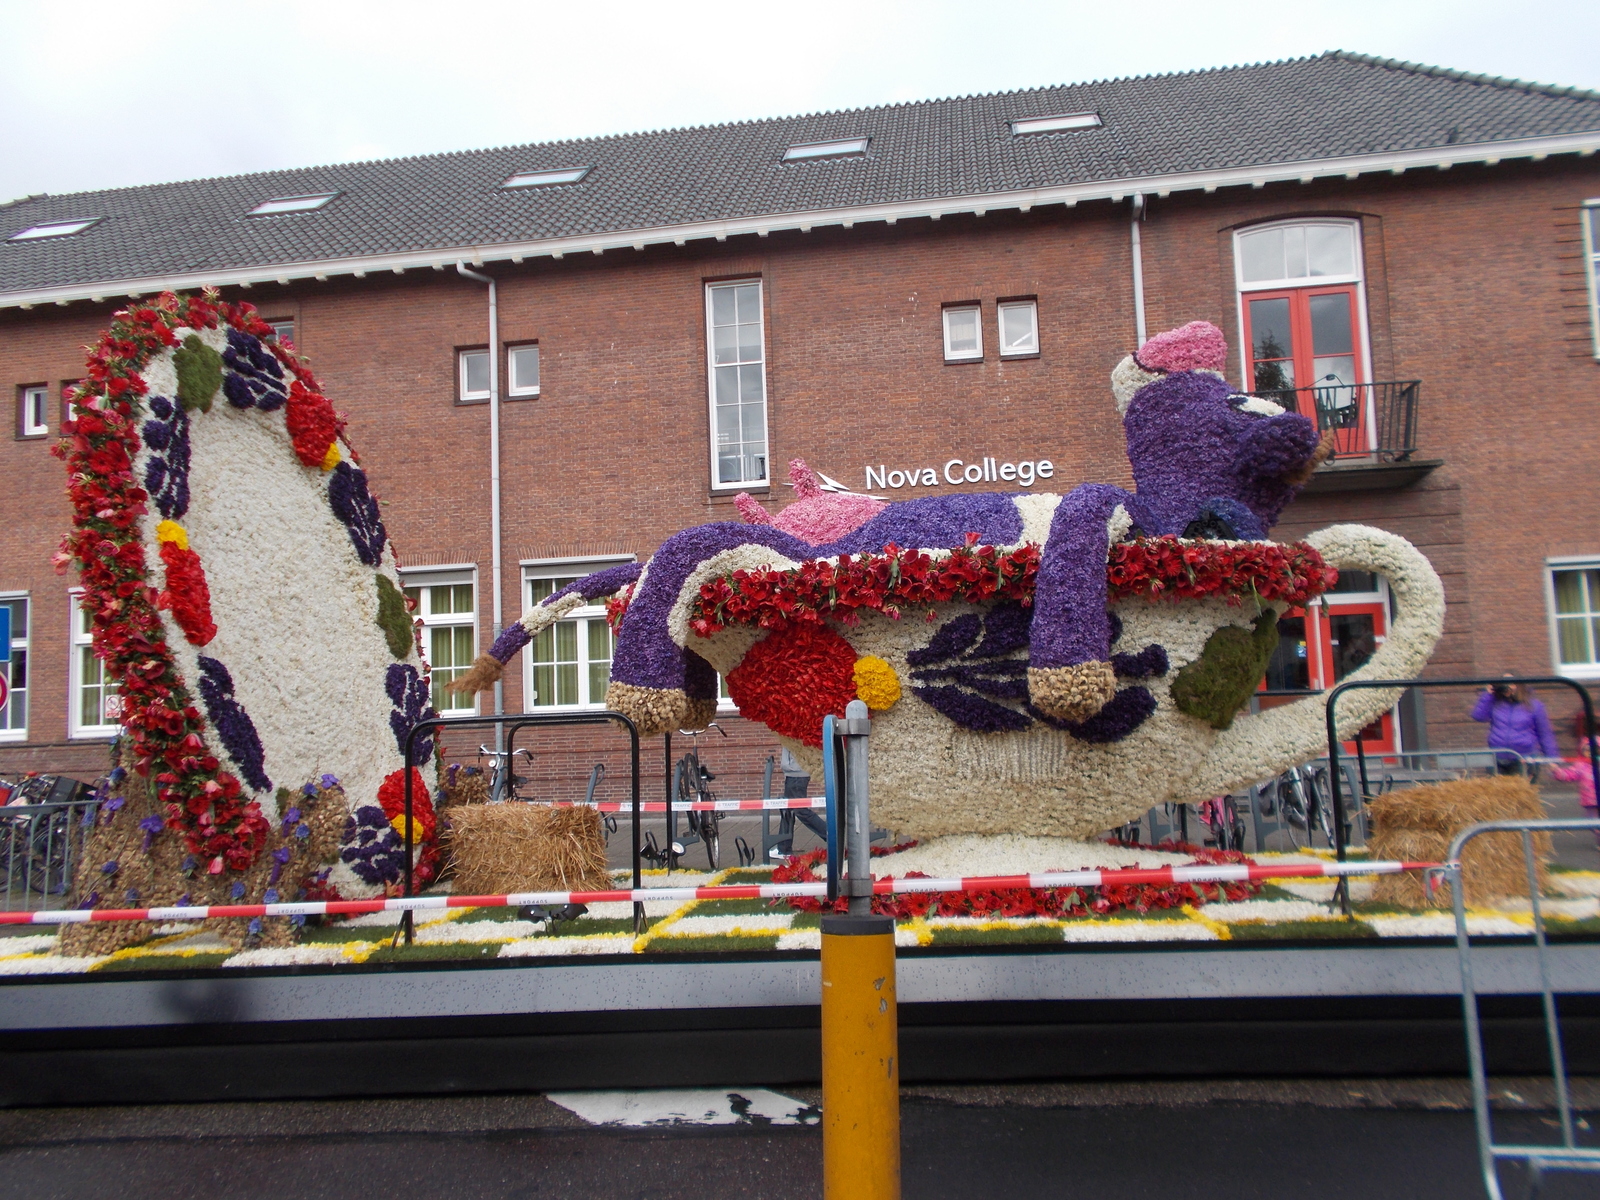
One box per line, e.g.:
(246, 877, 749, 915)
(403, 710, 643, 944)
(1430, 817, 1600, 1199)
(1324, 676, 1599, 916)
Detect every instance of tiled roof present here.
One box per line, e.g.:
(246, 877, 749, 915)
(4, 50, 1599, 302)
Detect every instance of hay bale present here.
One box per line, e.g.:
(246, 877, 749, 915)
(1368, 776, 1549, 908)
(445, 804, 610, 895)
(439, 764, 490, 807)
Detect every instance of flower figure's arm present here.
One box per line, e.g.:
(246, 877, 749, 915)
(1026, 483, 1132, 723)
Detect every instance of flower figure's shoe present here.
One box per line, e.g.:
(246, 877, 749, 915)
(1026, 661, 1118, 723)
(604, 681, 716, 737)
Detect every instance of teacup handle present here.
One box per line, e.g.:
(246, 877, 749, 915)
(1181, 524, 1446, 801)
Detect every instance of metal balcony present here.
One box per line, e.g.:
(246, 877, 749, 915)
(1251, 380, 1435, 492)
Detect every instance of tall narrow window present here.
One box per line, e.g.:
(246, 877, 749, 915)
(942, 305, 982, 362)
(265, 319, 296, 346)
(997, 301, 1039, 357)
(1584, 202, 1599, 359)
(1550, 561, 1600, 677)
(1236, 220, 1370, 453)
(19, 385, 48, 437)
(706, 281, 768, 488)
(458, 348, 490, 403)
(69, 592, 118, 737)
(402, 571, 477, 712)
(522, 561, 630, 709)
(0, 595, 28, 740)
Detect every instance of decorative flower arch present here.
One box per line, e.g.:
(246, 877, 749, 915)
(55, 291, 438, 895)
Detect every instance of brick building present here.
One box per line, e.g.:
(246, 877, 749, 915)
(2, 51, 1599, 807)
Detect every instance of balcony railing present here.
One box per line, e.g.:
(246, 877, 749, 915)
(1249, 380, 1420, 463)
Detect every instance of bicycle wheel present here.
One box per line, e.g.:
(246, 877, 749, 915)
(702, 810, 721, 869)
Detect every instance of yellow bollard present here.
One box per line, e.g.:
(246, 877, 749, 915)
(821, 913, 900, 1199)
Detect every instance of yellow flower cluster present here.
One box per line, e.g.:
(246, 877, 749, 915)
(852, 655, 902, 711)
(155, 519, 189, 549)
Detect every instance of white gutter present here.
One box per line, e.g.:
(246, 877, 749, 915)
(1129, 193, 1147, 347)
(4, 131, 1598, 310)
(454, 263, 504, 740)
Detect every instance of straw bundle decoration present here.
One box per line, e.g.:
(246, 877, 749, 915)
(1367, 775, 1549, 908)
(444, 803, 610, 895)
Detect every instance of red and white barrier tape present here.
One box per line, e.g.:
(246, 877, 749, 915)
(546, 798, 825, 813)
(0, 859, 1432, 925)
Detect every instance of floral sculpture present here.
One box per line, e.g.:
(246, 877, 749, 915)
(56, 291, 438, 909)
(456, 321, 1445, 840)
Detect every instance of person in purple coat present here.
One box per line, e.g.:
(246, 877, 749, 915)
(1472, 676, 1559, 778)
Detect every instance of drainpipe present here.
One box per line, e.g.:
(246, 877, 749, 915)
(1130, 193, 1148, 347)
(456, 263, 504, 742)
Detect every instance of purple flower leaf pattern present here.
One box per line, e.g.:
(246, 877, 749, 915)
(196, 655, 272, 792)
(221, 328, 288, 411)
(141, 395, 192, 519)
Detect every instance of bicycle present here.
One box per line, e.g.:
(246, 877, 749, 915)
(478, 744, 533, 803)
(1196, 794, 1248, 852)
(672, 722, 728, 870)
(1270, 761, 1336, 849)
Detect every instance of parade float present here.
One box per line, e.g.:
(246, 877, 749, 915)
(11, 307, 1599, 982)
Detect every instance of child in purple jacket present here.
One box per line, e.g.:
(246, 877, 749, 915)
(1471, 678, 1559, 777)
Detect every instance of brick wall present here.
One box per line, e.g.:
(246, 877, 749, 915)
(2, 155, 1597, 788)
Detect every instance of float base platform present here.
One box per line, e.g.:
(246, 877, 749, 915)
(2, 939, 1598, 1106)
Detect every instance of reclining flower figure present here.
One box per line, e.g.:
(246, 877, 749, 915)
(453, 320, 1334, 738)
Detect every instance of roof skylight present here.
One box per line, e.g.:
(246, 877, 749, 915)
(782, 137, 870, 162)
(502, 167, 592, 189)
(247, 193, 339, 217)
(8, 218, 99, 241)
(1010, 112, 1102, 136)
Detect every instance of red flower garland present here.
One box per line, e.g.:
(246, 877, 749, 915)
(725, 623, 859, 747)
(771, 842, 1260, 918)
(50, 291, 339, 872)
(157, 538, 218, 647)
(684, 535, 1334, 637)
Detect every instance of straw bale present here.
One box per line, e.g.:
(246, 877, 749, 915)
(445, 804, 610, 895)
(1368, 776, 1549, 907)
(439, 765, 490, 808)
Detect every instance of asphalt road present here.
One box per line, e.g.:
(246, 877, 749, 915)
(2, 1082, 1596, 1200)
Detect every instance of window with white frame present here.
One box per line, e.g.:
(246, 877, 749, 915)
(458, 348, 490, 403)
(69, 592, 119, 737)
(402, 570, 477, 712)
(706, 281, 768, 488)
(522, 561, 630, 709)
(942, 305, 982, 362)
(998, 300, 1039, 357)
(1549, 560, 1600, 677)
(265, 318, 295, 347)
(507, 344, 541, 398)
(0, 595, 28, 740)
(19, 385, 47, 437)
(1584, 202, 1599, 359)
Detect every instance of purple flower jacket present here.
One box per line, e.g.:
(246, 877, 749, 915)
(1471, 692, 1559, 761)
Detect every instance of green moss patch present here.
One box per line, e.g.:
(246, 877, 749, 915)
(96, 952, 233, 972)
(647, 934, 780, 954)
(173, 335, 222, 413)
(1228, 919, 1378, 940)
(1172, 612, 1279, 730)
(375, 575, 413, 659)
(926, 924, 1064, 946)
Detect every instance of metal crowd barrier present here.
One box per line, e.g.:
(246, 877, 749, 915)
(1429, 818, 1600, 1199)
(1, 794, 100, 912)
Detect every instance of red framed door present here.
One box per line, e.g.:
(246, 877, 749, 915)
(1317, 599, 1396, 753)
(1241, 285, 1369, 456)
(1258, 598, 1396, 754)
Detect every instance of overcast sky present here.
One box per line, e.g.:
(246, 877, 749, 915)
(2, 0, 1596, 204)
